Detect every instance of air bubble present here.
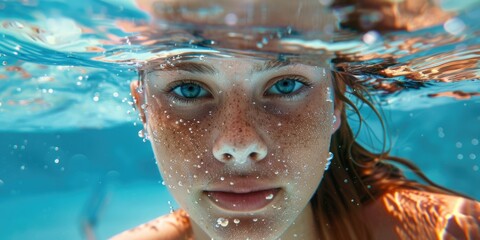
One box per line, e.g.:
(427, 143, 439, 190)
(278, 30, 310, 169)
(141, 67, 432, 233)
(2, 61, 6, 65)
(324, 152, 333, 170)
(362, 31, 381, 44)
(54, 158, 60, 164)
(444, 18, 466, 35)
(262, 37, 269, 44)
(216, 218, 229, 227)
(138, 129, 145, 138)
(472, 138, 479, 146)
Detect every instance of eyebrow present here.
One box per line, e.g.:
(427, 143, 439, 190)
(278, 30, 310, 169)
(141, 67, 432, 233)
(252, 60, 293, 73)
(149, 61, 218, 74)
(146, 59, 293, 75)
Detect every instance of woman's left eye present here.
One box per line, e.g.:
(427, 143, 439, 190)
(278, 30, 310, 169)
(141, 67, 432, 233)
(265, 77, 307, 96)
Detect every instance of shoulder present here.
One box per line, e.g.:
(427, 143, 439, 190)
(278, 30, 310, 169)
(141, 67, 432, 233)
(362, 188, 480, 240)
(110, 209, 193, 240)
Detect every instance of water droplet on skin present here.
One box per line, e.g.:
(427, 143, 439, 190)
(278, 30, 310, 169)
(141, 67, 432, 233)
(265, 194, 274, 200)
(178, 181, 183, 187)
(220, 177, 225, 181)
(233, 219, 240, 224)
(217, 218, 229, 227)
(253, 218, 258, 222)
(229, 182, 234, 186)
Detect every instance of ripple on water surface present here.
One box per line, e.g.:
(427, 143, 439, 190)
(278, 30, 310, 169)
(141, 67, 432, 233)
(0, 0, 479, 131)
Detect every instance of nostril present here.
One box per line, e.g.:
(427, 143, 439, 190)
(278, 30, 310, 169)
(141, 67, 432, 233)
(249, 152, 258, 161)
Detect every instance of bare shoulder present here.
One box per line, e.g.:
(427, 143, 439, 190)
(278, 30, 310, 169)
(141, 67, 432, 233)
(362, 188, 480, 240)
(110, 209, 193, 240)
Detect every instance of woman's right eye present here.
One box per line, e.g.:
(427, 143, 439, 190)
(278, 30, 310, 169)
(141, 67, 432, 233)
(170, 82, 211, 101)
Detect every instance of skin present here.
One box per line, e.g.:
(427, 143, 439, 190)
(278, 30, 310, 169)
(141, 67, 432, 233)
(126, 56, 341, 239)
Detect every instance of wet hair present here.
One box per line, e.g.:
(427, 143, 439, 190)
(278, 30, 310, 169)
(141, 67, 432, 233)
(311, 71, 468, 239)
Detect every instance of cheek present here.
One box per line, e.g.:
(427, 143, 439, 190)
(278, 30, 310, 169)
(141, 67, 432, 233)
(145, 96, 216, 187)
(264, 87, 333, 194)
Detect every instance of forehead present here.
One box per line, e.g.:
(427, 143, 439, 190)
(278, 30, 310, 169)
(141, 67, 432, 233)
(145, 58, 295, 74)
(141, 54, 329, 76)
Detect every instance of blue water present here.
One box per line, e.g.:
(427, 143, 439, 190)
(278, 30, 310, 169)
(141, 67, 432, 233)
(0, 0, 479, 239)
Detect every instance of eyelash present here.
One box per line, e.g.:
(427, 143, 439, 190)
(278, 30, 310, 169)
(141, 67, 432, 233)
(165, 76, 311, 104)
(164, 80, 211, 105)
(264, 76, 312, 99)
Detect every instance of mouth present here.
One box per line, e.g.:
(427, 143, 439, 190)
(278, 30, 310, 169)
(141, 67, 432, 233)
(204, 188, 281, 212)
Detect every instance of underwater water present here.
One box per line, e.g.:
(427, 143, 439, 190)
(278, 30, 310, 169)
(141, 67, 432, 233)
(0, 0, 479, 239)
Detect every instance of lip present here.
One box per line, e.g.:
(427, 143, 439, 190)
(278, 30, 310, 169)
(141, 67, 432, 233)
(205, 188, 281, 212)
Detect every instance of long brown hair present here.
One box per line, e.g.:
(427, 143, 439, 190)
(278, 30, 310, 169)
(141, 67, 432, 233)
(311, 71, 466, 239)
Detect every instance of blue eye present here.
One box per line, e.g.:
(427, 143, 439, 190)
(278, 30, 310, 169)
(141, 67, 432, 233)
(266, 78, 306, 95)
(171, 82, 209, 99)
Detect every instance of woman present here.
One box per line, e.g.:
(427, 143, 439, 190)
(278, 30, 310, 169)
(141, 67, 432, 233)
(113, 0, 480, 239)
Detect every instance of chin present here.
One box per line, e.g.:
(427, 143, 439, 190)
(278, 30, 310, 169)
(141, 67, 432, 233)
(201, 217, 289, 240)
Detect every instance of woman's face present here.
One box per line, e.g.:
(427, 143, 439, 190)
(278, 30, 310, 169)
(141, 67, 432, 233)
(133, 55, 340, 239)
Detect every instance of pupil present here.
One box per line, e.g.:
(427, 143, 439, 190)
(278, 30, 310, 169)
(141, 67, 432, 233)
(181, 84, 200, 98)
(275, 79, 295, 93)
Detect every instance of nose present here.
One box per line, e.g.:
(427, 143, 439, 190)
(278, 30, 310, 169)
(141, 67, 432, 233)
(212, 119, 268, 165)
